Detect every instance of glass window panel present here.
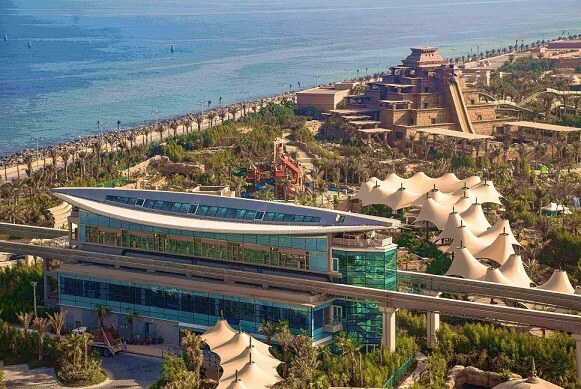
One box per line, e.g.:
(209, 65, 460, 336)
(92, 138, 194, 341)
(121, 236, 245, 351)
(188, 204, 198, 214)
(144, 199, 155, 208)
(197, 205, 208, 215)
(170, 203, 181, 213)
(255, 211, 264, 220)
(207, 206, 219, 217)
(162, 202, 173, 211)
(264, 212, 275, 221)
(216, 207, 228, 217)
(274, 213, 284, 222)
(153, 201, 164, 210)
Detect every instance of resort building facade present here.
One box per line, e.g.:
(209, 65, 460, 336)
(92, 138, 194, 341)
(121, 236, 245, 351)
(51, 188, 399, 346)
(318, 47, 507, 144)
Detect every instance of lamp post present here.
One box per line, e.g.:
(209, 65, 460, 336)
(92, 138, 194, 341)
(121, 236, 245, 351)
(30, 281, 37, 317)
(31, 136, 44, 169)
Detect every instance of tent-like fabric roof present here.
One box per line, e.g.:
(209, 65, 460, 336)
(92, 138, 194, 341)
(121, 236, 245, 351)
(446, 245, 488, 279)
(475, 232, 516, 265)
(499, 255, 534, 288)
(436, 173, 462, 192)
(383, 186, 421, 210)
(446, 222, 488, 254)
(481, 268, 513, 285)
(537, 270, 575, 294)
(414, 197, 450, 229)
(202, 320, 238, 350)
(452, 196, 473, 213)
(471, 181, 503, 205)
(460, 203, 492, 235)
(479, 220, 521, 247)
(492, 375, 563, 389)
(436, 212, 464, 241)
(202, 321, 281, 389)
(541, 202, 571, 214)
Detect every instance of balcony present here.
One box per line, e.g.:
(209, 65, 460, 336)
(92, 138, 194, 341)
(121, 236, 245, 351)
(332, 234, 393, 249)
(324, 321, 343, 333)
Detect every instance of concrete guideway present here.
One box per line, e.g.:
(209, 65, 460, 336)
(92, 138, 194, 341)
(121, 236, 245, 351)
(1, 240, 580, 333)
(0, 222, 68, 240)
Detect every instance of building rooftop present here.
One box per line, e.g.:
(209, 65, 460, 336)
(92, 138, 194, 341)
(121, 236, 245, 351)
(416, 127, 493, 140)
(53, 188, 399, 235)
(296, 87, 342, 95)
(505, 121, 581, 132)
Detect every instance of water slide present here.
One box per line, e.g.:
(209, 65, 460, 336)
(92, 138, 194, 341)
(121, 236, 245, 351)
(448, 75, 475, 134)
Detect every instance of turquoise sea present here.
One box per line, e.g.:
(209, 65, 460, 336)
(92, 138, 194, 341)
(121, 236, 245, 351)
(1, 0, 580, 155)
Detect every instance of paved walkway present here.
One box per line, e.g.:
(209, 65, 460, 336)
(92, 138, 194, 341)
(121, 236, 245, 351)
(3, 353, 162, 389)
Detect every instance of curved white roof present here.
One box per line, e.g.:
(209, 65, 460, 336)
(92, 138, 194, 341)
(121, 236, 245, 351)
(499, 255, 534, 288)
(492, 375, 563, 389)
(435, 173, 462, 192)
(221, 346, 280, 384)
(463, 176, 482, 188)
(452, 187, 477, 203)
(203, 320, 237, 349)
(541, 202, 571, 214)
(384, 186, 421, 210)
(54, 192, 392, 235)
(213, 332, 271, 362)
(460, 203, 491, 235)
(446, 245, 488, 279)
(481, 267, 513, 285)
(407, 172, 436, 193)
(479, 220, 521, 247)
(414, 197, 450, 229)
(475, 232, 515, 265)
(437, 211, 464, 241)
(446, 222, 488, 253)
(537, 270, 575, 294)
(472, 180, 503, 205)
(226, 380, 250, 389)
(452, 196, 473, 213)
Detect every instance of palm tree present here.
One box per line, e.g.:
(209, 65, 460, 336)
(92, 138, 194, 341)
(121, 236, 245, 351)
(117, 120, 121, 130)
(48, 310, 67, 342)
(258, 319, 278, 345)
(123, 311, 138, 340)
(180, 328, 203, 386)
(335, 331, 362, 386)
(207, 112, 216, 128)
(33, 317, 51, 361)
(94, 304, 111, 328)
(23, 155, 34, 177)
(60, 150, 70, 179)
(276, 321, 294, 377)
(156, 124, 164, 141)
(195, 115, 203, 132)
(17, 311, 33, 337)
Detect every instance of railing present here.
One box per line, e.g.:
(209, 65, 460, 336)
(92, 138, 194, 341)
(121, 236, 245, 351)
(332, 235, 393, 248)
(384, 355, 415, 388)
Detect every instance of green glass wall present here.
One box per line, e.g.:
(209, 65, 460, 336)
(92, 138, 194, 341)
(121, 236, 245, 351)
(79, 211, 328, 272)
(331, 249, 397, 346)
(58, 273, 332, 341)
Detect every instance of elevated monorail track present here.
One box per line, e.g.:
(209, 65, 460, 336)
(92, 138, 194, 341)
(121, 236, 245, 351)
(1, 240, 580, 334)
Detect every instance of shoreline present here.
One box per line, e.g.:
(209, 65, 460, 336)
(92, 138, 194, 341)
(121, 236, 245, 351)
(0, 34, 572, 179)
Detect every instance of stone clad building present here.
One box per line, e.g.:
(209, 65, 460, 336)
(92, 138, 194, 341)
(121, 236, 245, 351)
(320, 47, 505, 144)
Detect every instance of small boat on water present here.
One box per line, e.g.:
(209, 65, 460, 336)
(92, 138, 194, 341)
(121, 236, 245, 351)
(3, 34, 7, 42)
(171, 44, 175, 53)
(27, 40, 32, 48)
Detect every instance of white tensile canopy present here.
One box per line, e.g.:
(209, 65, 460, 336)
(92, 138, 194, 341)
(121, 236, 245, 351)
(435, 172, 462, 192)
(492, 375, 563, 389)
(475, 232, 516, 265)
(452, 195, 473, 213)
(481, 267, 513, 285)
(383, 185, 421, 210)
(471, 180, 503, 205)
(202, 321, 281, 389)
(499, 254, 534, 288)
(384, 173, 404, 187)
(541, 202, 572, 214)
(460, 202, 492, 235)
(356, 184, 393, 206)
(202, 319, 238, 349)
(408, 172, 436, 193)
(452, 187, 477, 203)
(446, 222, 488, 254)
(445, 245, 488, 279)
(479, 220, 521, 247)
(436, 211, 464, 241)
(411, 188, 458, 207)
(537, 269, 575, 294)
(218, 361, 279, 389)
(226, 379, 250, 389)
(414, 197, 450, 229)
(463, 175, 482, 188)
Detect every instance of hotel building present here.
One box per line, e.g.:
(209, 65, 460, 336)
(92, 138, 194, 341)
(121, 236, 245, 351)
(50, 188, 399, 346)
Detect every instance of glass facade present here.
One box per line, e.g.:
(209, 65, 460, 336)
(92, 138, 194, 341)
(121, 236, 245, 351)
(331, 249, 397, 345)
(104, 195, 322, 223)
(79, 211, 329, 272)
(59, 273, 332, 341)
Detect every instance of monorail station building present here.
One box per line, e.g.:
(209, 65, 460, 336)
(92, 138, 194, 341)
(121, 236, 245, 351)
(50, 188, 399, 346)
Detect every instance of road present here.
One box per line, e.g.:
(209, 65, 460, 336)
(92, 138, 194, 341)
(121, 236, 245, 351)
(3, 353, 162, 389)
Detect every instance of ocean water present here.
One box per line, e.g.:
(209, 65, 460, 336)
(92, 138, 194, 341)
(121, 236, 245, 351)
(0, 0, 580, 155)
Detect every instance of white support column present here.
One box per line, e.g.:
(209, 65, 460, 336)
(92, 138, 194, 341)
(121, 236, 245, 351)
(380, 306, 397, 352)
(426, 291, 441, 348)
(427, 311, 440, 348)
(573, 333, 581, 381)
